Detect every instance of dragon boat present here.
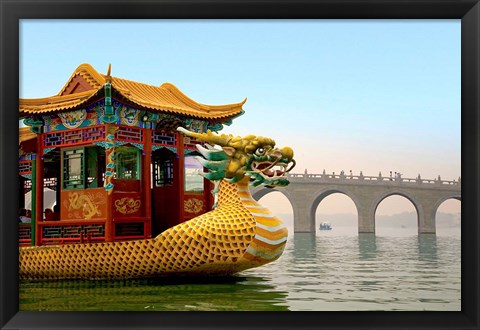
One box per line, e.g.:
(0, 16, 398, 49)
(18, 64, 295, 280)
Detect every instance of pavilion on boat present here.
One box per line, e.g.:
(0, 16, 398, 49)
(18, 63, 245, 246)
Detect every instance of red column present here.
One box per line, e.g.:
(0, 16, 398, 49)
(143, 128, 152, 238)
(176, 131, 185, 223)
(34, 133, 44, 246)
(105, 193, 113, 242)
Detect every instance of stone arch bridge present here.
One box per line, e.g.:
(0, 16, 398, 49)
(251, 171, 461, 234)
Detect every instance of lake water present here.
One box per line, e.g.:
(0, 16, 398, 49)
(19, 227, 461, 311)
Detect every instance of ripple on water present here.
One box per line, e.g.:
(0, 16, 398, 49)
(247, 231, 461, 311)
(20, 230, 461, 311)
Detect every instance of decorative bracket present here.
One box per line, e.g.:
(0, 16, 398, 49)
(100, 73, 118, 124)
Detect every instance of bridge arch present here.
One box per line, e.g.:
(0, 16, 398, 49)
(433, 194, 461, 233)
(372, 190, 423, 232)
(432, 194, 461, 216)
(252, 172, 461, 234)
(307, 188, 360, 232)
(251, 187, 295, 213)
(251, 187, 293, 204)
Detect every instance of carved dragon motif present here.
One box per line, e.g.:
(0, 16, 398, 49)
(66, 192, 102, 220)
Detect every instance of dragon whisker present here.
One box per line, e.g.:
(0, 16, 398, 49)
(285, 159, 296, 173)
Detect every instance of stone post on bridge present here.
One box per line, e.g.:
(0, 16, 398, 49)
(416, 193, 440, 234)
(419, 204, 436, 234)
(357, 198, 376, 233)
(289, 188, 314, 232)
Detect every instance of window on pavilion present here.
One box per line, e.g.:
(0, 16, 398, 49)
(184, 155, 204, 193)
(62, 146, 105, 190)
(115, 146, 140, 180)
(153, 153, 174, 187)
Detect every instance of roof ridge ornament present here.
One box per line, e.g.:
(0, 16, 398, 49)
(101, 63, 118, 123)
(105, 63, 112, 83)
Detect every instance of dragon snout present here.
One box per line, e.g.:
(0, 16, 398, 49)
(278, 146, 295, 173)
(280, 146, 294, 161)
(271, 146, 293, 161)
(267, 146, 295, 175)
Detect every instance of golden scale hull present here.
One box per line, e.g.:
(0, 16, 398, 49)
(19, 180, 288, 280)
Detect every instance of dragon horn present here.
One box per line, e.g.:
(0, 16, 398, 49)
(177, 127, 231, 147)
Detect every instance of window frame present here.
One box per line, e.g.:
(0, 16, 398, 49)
(62, 147, 85, 190)
(62, 146, 106, 190)
(184, 154, 204, 193)
(153, 153, 174, 187)
(115, 145, 141, 180)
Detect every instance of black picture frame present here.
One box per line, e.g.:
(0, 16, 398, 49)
(1, 1, 478, 329)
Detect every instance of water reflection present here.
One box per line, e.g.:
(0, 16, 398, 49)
(417, 234, 438, 263)
(20, 275, 290, 311)
(357, 233, 377, 260)
(291, 233, 317, 261)
(19, 230, 461, 311)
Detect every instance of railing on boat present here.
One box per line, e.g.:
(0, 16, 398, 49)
(40, 220, 106, 245)
(19, 223, 32, 246)
(113, 217, 149, 241)
(19, 218, 149, 246)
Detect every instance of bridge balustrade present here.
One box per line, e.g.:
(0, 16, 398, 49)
(286, 172, 459, 188)
(253, 171, 460, 234)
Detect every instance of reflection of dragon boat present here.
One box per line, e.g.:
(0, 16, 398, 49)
(18, 64, 295, 280)
(20, 277, 291, 311)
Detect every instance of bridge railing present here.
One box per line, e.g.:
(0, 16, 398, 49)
(286, 173, 460, 188)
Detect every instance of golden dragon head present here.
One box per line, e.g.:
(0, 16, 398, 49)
(177, 127, 295, 187)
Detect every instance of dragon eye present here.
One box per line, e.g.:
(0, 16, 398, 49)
(255, 147, 265, 156)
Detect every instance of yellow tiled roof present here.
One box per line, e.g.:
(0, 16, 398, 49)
(19, 89, 100, 115)
(20, 63, 246, 120)
(19, 126, 36, 144)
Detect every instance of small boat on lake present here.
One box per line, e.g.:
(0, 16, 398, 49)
(319, 222, 332, 230)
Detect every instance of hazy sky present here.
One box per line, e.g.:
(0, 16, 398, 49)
(20, 20, 461, 215)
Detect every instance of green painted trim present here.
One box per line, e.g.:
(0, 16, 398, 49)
(104, 83, 113, 115)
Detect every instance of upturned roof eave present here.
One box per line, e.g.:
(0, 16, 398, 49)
(19, 88, 244, 121)
(112, 87, 245, 120)
(19, 63, 246, 121)
(18, 89, 102, 116)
